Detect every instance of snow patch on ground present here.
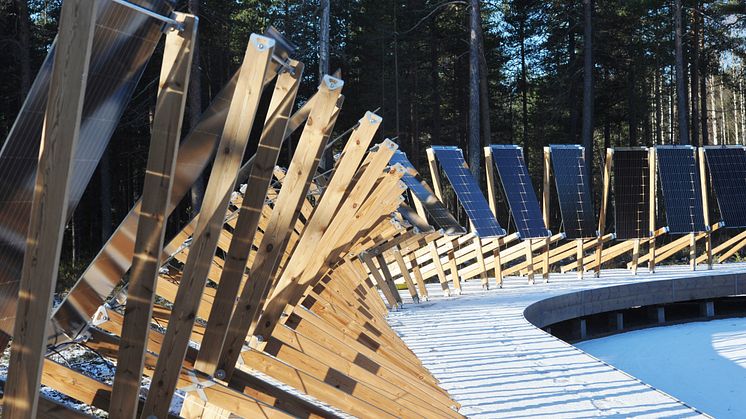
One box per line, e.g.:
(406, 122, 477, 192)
(577, 318, 746, 419)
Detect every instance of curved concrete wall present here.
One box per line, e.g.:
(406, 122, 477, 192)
(524, 272, 746, 328)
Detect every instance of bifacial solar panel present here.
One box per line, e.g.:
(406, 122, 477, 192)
(490, 145, 550, 239)
(549, 145, 596, 239)
(431, 146, 506, 238)
(0, 0, 171, 336)
(704, 146, 746, 228)
(613, 148, 650, 240)
(656, 146, 707, 233)
(389, 151, 465, 235)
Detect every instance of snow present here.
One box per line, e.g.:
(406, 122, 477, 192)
(387, 264, 746, 418)
(577, 318, 746, 419)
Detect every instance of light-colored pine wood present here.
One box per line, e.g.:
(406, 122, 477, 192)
(595, 148, 614, 277)
(109, 15, 197, 418)
(409, 252, 429, 300)
(193, 61, 304, 375)
(3, 1, 97, 416)
(217, 76, 344, 380)
(648, 147, 657, 273)
(542, 147, 551, 281)
(393, 249, 419, 302)
(484, 147, 498, 217)
(699, 147, 713, 268)
(142, 34, 275, 418)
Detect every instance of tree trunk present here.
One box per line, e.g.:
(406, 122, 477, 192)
(520, 19, 530, 169)
(690, 3, 700, 147)
(475, 1, 492, 148)
(719, 79, 727, 143)
(14, 0, 31, 96)
(700, 41, 709, 146)
(710, 76, 719, 145)
(674, 0, 690, 145)
(319, 0, 330, 78)
(733, 87, 741, 144)
(188, 0, 205, 216)
(655, 69, 662, 145)
(430, 22, 441, 146)
(468, 0, 481, 179)
(582, 0, 594, 184)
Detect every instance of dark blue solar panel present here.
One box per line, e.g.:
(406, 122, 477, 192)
(490, 145, 549, 239)
(613, 148, 650, 239)
(389, 151, 464, 235)
(549, 145, 596, 238)
(704, 146, 746, 228)
(431, 146, 506, 238)
(656, 146, 706, 233)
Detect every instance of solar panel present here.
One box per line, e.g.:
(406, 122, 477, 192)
(704, 146, 746, 228)
(490, 145, 550, 239)
(655, 146, 707, 233)
(430, 146, 506, 238)
(389, 151, 464, 235)
(613, 148, 650, 240)
(549, 145, 596, 239)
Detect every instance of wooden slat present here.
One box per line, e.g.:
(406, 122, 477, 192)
(109, 14, 197, 418)
(3, 1, 98, 417)
(218, 76, 344, 380)
(194, 61, 304, 375)
(142, 34, 275, 417)
(594, 148, 613, 277)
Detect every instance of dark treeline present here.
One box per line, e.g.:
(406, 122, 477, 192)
(0, 0, 745, 287)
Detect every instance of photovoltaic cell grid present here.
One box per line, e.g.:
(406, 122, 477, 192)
(389, 151, 464, 235)
(613, 149, 650, 240)
(655, 147, 706, 233)
(0, 0, 169, 334)
(490, 145, 549, 239)
(704, 147, 746, 228)
(431, 146, 506, 238)
(549, 146, 596, 239)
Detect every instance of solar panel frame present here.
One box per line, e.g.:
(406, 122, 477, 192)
(490, 145, 550, 239)
(430, 146, 506, 238)
(389, 151, 465, 235)
(613, 148, 650, 240)
(703, 146, 746, 228)
(655, 146, 707, 234)
(549, 145, 597, 239)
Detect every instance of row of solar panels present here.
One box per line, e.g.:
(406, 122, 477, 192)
(390, 145, 746, 240)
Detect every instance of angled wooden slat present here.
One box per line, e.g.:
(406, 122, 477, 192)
(194, 61, 304, 375)
(3, 1, 98, 416)
(142, 34, 275, 417)
(594, 148, 613, 277)
(109, 14, 197, 419)
(218, 76, 344, 380)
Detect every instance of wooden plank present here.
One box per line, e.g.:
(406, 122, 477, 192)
(3, 1, 98, 417)
(426, 149, 452, 295)
(217, 76, 344, 381)
(376, 254, 403, 305)
(699, 147, 713, 268)
(484, 146, 504, 287)
(409, 252, 429, 300)
(594, 148, 613, 277)
(648, 147, 657, 273)
(141, 34, 275, 417)
(193, 61, 304, 375)
(542, 147, 551, 281)
(393, 249, 419, 302)
(109, 14, 197, 418)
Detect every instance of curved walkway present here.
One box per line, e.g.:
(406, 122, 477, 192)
(386, 264, 746, 417)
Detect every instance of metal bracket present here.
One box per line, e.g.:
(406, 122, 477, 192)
(178, 371, 216, 403)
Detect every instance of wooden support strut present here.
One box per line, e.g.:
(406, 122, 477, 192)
(699, 147, 713, 268)
(542, 147, 552, 281)
(595, 148, 613, 277)
(484, 146, 504, 286)
(648, 147, 657, 274)
(109, 13, 197, 419)
(3, 1, 98, 417)
(141, 34, 275, 418)
(426, 148, 453, 296)
(193, 60, 304, 376)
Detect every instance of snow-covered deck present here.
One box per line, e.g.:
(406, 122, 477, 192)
(387, 263, 746, 418)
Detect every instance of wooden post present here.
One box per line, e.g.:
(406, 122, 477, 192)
(542, 147, 551, 282)
(690, 233, 697, 270)
(632, 239, 641, 275)
(393, 249, 419, 303)
(576, 240, 584, 279)
(426, 148, 452, 296)
(448, 244, 462, 295)
(525, 240, 535, 284)
(595, 148, 613, 277)
(141, 34, 275, 418)
(109, 14, 197, 419)
(474, 237, 489, 290)
(648, 147, 657, 273)
(699, 147, 713, 269)
(484, 146, 503, 287)
(3, 1, 97, 417)
(409, 253, 429, 301)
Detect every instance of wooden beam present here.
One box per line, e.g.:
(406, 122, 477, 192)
(193, 61, 304, 375)
(217, 76, 344, 381)
(109, 14, 197, 418)
(648, 147, 657, 273)
(699, 147, 713, 268)
(542, 147, 551, 281)
(142, 34, 275, 418)
(393, 249, 419, 302)
(594, 148, 613, 277)
(3, 1, 98, 416)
